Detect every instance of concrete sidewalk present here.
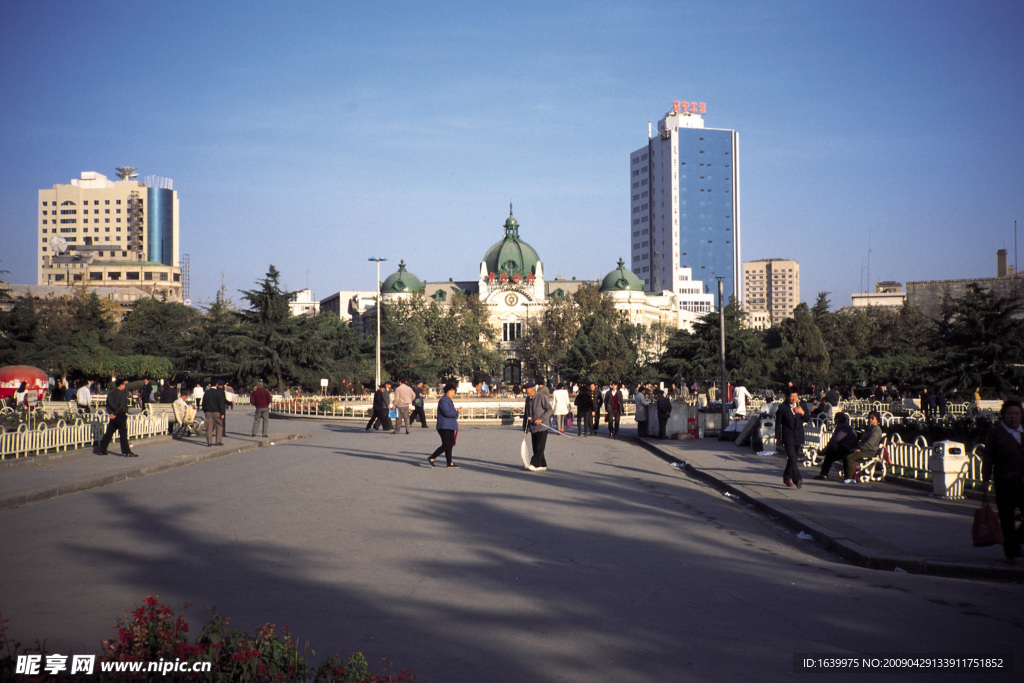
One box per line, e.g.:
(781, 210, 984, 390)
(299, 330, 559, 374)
(2, 410, 1020, 582)
(0, 411, 307, 509)
(638, 433, 1023, 581)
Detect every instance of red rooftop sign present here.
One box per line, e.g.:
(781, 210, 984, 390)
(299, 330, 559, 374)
(672, 101, 706, 114)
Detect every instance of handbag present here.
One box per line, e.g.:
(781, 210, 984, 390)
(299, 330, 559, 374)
(388, 407, 397, 419)
(972, 493, 1004, 547)
(566, 413, 572, 428)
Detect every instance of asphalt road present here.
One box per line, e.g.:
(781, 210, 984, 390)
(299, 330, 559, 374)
(1, 414, 1021, 682)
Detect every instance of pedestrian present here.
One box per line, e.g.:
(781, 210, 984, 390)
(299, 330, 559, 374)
(733, 381, 753, 418)
(846, 411, 884, 484)
(392, 378, 415, 434)
(250, 379, 272, 438)
(552, 382, 571, 432)
(815, 412, 859, 481)
(365, 381, 393, 431)
(936, 389, 947, 419)
(635, 386, 650, 438)
(140, 377, 153, 411)
(604, 380, 625, 439)
(202, 380, 227, 447)
(51, 379, 66, 402)
(523, 381, 554, 471)
(192, 383, 205, 411)
(777, 386, 808, 488)
(591, 382, 603, 434)
(94, 377, 136, 457)
(574, 383, 596, 436)
(656, 389, 672, 439)
(76, 380, 93, 414)
(428, 382, 461, 468)
(411, 380, 428, 428)
(982, 399, 1024, 562)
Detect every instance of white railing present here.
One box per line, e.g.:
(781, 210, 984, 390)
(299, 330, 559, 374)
(800, 423, 985, 490)
(269, 396, 637, 422)
(0, 414, 168, 460)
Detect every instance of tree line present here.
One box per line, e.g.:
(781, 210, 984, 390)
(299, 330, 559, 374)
(2, 265, 1022, 397)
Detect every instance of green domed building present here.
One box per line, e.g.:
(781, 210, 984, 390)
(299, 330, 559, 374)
(380, 260, 425, 295)
(600, 258, 646, 293)
(481, 205, 542, 280)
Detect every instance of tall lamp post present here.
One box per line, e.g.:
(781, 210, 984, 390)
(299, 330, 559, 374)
(368, 257, 388, 388)
(716, 277, 728, 429)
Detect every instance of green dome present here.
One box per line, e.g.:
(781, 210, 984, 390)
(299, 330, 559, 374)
(483, 205, 541, 279)
(381, 260, 424, 294)
(600, 258, 645, 292)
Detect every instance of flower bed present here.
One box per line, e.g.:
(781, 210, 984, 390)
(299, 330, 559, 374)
(1, 596, 419, 682)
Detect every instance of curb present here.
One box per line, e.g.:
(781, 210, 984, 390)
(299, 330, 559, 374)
(0, 433, 308, 510)
(636, 438, 1024, 582)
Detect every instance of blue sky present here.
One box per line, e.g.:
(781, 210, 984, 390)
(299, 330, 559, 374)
(2, 0, 1022, 310)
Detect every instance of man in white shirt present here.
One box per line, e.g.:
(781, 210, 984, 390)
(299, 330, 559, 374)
(75, 380, 92, 414)
(733, 383, 753, 418)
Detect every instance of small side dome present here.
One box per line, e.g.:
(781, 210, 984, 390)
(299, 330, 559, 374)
(600, 258, 645, 292)
(381, 260, 425, 294)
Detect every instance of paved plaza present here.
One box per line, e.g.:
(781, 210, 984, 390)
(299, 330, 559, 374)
(1, 409, 1022, 681)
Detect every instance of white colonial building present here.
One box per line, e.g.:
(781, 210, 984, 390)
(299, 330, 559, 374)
(324, 206, 713, 381)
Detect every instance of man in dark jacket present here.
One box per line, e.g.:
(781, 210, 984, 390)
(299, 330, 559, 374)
(777, 386, 809, 488)
(591, 383, 603, 434)
(365, 381, 393, 432)
(95, 377, 136, 457)
(574, 384, 596, 436)
(815, 412, 859, 480)
(656, 389, 672, 439)
(604, 380, 625, 439)
(202, 380, 227, 446)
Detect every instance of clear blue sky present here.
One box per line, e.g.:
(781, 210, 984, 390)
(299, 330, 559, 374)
(2, 1, 1022, 310)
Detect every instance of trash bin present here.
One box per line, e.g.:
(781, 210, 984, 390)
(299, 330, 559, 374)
(929, 440, 968, 499)
(759, 418, 776, 450)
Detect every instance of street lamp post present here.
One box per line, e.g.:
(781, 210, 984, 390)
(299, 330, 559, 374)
(717, 277, 728, 429)
(368, 257, 388, 388)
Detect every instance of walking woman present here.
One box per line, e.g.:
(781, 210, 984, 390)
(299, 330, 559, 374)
(429, 382, 462, 468)
(983, 399, 1024, 562)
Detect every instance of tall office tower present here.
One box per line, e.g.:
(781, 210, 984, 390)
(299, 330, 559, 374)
(743, 258, 800, 326)
(630, 101, 740, 306)
(38, 170, 182, 301)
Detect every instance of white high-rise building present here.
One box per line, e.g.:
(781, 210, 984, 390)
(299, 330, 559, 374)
(630, 102, 740, 307)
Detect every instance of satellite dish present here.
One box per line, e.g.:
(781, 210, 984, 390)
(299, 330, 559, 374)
(49, 236, 68, 254)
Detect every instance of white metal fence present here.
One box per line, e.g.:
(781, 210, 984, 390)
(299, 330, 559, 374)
(800, 422, 985, 489)
(0, 413, 168, 460)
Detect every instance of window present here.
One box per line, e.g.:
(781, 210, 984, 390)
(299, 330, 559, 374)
(108, 272, 121, 280)
(89, 272, 102, 281)
(502, 322, 522, 342)
(126, 272, 140, 280)
(144, 272, 153, 281)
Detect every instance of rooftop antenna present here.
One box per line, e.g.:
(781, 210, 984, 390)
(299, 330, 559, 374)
(867, 226, 872, 291)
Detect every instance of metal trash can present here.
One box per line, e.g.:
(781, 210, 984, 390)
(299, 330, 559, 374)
(929, 440, 968, 499)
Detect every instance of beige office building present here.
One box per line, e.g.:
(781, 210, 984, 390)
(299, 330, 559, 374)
(38, 170, 182, 302)
(743, 258, 799, 328)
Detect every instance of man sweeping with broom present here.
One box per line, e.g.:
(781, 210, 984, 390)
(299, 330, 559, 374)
(523, 382, 554, 472)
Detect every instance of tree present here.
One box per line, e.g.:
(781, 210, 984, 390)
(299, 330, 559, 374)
(934, 284, 1024, 395)
(237, 266, 299, 390)
(186, 286, 248, 386)
(660, 302, 770, 388)
(771, 303, 830, 388)
(517, 294, 580, 383)
(563, 312, 636, 385)
(111, 298, 201, 378)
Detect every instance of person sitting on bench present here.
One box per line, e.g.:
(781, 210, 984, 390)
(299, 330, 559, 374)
(815, 412, 859, 481)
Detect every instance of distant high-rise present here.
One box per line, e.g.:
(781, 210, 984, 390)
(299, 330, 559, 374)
(743, 258, 800, 326)
(38, 170, 182, 302)
(630, 102, 740, 304)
